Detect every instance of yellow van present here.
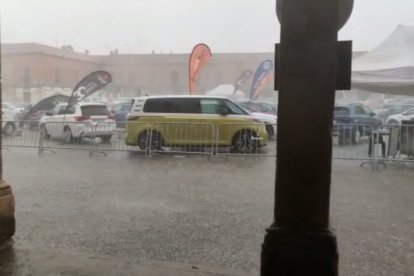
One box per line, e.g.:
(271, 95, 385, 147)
(125, 96, 268, 153)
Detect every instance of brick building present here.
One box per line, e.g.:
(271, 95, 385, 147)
(1, 43, 274, 104)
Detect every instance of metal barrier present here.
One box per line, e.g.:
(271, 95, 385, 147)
(147, 122, 216, 156)
(215, 122, 276, 157)
(1, 120, 40, 148)
(38, 121, 146, 156)
(331, 123, 375, 161)
(92, 121, 149, 156)
(369, 123, 414, 166)
(2, 119, 414, 169)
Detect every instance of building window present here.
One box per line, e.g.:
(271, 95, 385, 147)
(215, 73, 222, 84)
(128, 71, 133, 85)
(23, 67, 31, 84)
(55, 68, 60, 85)
(171, 71, 178, 86)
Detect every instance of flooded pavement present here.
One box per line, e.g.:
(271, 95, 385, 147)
(1, 148, 414, 275)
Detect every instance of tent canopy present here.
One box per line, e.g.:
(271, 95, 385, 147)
(205, 84, 245, 99)
(352, 25, 414, 95)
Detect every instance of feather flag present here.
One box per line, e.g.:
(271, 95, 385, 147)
(67, 71, 112, 109)
(250, 60, 273, 101)
(189, 44, 212, 95)
(233, 70, 254, 95)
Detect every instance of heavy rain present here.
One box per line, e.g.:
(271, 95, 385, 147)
(1, 0, 414, 275)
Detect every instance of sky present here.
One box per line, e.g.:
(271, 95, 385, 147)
(2, 0, 414, 54)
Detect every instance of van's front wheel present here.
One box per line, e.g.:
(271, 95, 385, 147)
(138, 130, 162, 151)
(231, 130, 258, 154)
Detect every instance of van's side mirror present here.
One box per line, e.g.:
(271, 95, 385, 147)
(369, 112, 376, 117)
(45, 111, 52, 116)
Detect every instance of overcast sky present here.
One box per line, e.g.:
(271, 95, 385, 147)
(2, 0, 414, 54)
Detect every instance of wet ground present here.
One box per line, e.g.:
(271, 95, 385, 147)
(1, 148, 414, 275)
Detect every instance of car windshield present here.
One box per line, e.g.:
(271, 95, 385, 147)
(334, 106, 350, 116)
(81, 105, 110, 116)
(237, 103, 257, 113)
(387, 104, 414, 113)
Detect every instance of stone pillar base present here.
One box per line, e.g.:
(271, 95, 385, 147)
(261, 225, 338, 276)
(0, 180, 15, 243)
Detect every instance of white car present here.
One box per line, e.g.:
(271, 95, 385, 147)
(39, 102, 116, 143)
(385, 107, 414, 125)
(2, 110, 19, 136)
(235, 102, 277, 139)
(2, 102, 16, 111)
(250, 112, 277, 139)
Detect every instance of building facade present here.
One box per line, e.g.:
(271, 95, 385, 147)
(1, 43, 274, 104)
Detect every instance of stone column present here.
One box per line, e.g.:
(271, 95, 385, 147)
(0, 26, 16, 244)
(261, 0, 344, 275)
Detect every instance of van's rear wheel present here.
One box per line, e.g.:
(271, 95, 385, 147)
(138, 130, 162, 151)
(231, 130, 258, 154)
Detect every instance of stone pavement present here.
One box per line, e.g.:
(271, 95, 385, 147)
(1, 149, 414, 275)
(0, 243, 250, 276)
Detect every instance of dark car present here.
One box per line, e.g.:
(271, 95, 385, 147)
(111, 101, 132, 128)
(333, 103, 382, 145)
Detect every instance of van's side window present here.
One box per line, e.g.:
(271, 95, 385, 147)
(171, 98, 201, 113)
(200, 99, 222, 114)
(143, 98, 201, 113)
(143, 98, 167, 113)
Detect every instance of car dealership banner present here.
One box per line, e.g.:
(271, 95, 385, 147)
(22, 94, 69, 121)
(67, 71, 112, 108)
(250, 60, 273, 100)
(233, 70, 253, 95)
(189, 43, 212, 95)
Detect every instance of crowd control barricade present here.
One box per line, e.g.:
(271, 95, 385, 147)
(38, 121, 146, 156)
(92, 121, 150, 156)
(145, 122, 216, 157)
(368, 122, 414, 166)
(2, 120, 40, 149)
(215, 122, 276, 158)
(331, 123, 377, 162)
(5, 118, 412, 168)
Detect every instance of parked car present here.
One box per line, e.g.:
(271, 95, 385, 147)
(2, 102, 16, 111)
(385, 107, 414, 125)
(111, 101, 133, 128)
(39, 102, 116, 143)
(237, 101, 277, 115)
(374, 102, 414, 122)
(2, 110, 19, 136)
(15, 103, 33, 113)
(252, 101, 278, 115)
(236, 102, 277, 139)
(333, 103, 382, 145)
(125, 96, 269, 153)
